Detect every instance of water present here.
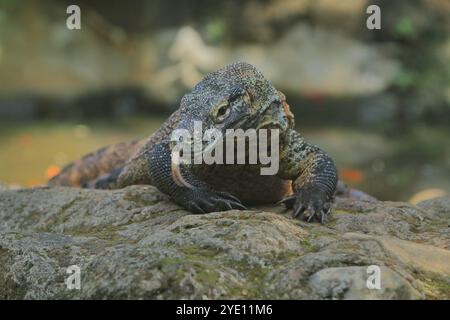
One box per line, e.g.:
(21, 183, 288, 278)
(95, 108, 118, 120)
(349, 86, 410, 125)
(0, 118, 448, 203)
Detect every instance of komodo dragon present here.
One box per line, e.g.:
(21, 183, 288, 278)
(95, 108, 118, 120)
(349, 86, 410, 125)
(49, 62, 338, 223)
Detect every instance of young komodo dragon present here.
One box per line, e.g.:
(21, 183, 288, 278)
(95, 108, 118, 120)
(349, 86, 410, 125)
(49, 62, 338, 223)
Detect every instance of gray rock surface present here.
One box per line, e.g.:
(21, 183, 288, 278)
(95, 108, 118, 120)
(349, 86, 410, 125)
(0, 186, 448, 299)
(0, 3, 399, 104)
(309, 266, 421, 300)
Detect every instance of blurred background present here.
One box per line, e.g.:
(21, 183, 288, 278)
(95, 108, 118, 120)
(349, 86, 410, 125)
(0, 0, 449, 203)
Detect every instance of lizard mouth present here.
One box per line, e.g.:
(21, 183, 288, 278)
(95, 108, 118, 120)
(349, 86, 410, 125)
(255, 110, 283, 130)
(199, 119, 280, 155)
(256, 121, 281, 130)
(195, 129, 237, 157)
(254, 100, 289, 132)
(185, 108, 282, 158)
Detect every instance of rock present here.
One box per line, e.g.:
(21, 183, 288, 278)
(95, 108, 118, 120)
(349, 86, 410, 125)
(0, 186, 449, 299)
(161, 23, 400, 100)
(0, 1, 400, 113)
(252, 24, 399, 97)
(309, 266, 421, 300)
(417, 196, 450, 218)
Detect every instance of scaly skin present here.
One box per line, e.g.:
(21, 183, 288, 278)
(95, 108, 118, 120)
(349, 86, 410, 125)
(49, 62, 338, 223)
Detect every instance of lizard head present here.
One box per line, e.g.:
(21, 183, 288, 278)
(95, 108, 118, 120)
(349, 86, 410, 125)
(175, 62, 294, 153)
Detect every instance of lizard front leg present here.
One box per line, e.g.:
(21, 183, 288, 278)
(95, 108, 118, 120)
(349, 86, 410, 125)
(148, 142, 246, 213)
(278, 130, 338, 223)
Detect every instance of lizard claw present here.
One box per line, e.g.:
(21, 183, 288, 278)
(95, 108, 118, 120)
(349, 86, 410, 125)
(320, 209, 328, 224)
(277, 195, 296, 209)
(217, 191, 243, 204)
(185, 189, 246, 213)
(280, 188, 332, 224)
(189, 201, 206, 214)
(292, 203, 306, 218)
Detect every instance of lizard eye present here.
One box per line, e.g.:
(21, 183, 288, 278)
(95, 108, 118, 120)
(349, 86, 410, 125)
(211, 102, 231, 123)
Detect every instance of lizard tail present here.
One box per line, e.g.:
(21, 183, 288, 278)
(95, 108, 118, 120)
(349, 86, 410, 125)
(48, 139, 143, 188)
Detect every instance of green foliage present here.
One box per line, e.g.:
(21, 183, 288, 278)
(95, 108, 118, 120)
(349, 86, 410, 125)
(394, 17, 417, 39)
(0, 0, 18, 9)
(392, 70, 418, 89)
(0, 0, 19, 25)
(205, 18, 226, 43)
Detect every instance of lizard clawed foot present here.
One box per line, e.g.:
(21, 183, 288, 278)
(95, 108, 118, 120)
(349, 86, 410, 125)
(279, 188, 332, 224)
(184, 189, 247, 214)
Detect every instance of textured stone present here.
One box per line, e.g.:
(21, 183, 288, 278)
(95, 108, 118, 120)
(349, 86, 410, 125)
(309, 266, 422, 300)
(0, 186, 448, 299)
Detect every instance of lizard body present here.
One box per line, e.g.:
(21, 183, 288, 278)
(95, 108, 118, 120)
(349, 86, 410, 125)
(49, 62, 338, 222)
